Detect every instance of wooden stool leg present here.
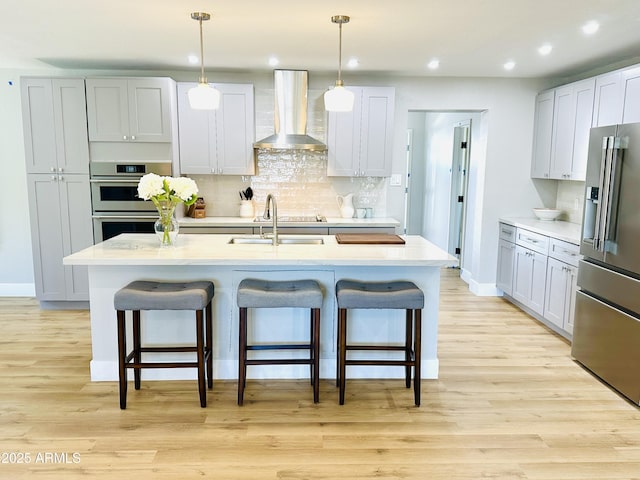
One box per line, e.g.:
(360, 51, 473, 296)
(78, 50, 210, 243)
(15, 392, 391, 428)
(206, 301, 213, 389)
(405, 309, 412, 388)
(196, 310, 206, 407)
(414, 309, 422, 406)
(132, 310, 141, 390)
(312, 308, 320, 403)
(310, 308, 314, 386)
(238, 307, 248, 406)
(336, 307, 341, 388)
(117, 310, 128, 409)
(338, 308, 347, 405)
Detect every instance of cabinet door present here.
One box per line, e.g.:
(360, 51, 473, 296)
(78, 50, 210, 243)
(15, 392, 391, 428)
(592, 71, 624, 127)
(215, 84, 255, 175)
(512, 245, 534, 306)
(570, 78, 595, 180)
(58, 175, 92, 300)
(21, 78, 57, 173)
(177, 82, 215, 174)
(529, 251, 548, 315)
(549, 85, 574, 179)
(86, 78, 130, 141)
(531, 90, 554, 178)
(359, 87, 394, 177)
(622, 65, 640, 124)
(497, 239, 515, 296)
(127, 78, 173, 142)
(27, 175, 68, 300)
(544, 257, 569, 328)
(327, 87, 362, 176)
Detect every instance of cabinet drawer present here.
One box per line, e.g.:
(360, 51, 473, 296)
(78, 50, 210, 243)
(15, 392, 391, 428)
(499, 223, 516, 242)
(548, 238, 581, 267)
(515, 228, 549, 255)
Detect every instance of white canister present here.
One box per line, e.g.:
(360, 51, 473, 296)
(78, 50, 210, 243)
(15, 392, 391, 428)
(239, 200, 255, 218)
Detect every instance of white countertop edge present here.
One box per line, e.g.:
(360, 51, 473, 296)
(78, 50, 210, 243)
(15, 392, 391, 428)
(64, 233, 458, 268)
(500, 217, 581, 245)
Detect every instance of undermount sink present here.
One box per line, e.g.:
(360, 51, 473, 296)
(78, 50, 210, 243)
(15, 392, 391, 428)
(228, 236, 324, 245)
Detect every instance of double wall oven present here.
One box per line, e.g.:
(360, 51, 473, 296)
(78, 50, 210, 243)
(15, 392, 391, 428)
(90, 162, 172, 242)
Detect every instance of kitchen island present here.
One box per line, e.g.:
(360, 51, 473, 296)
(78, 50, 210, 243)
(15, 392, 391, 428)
(64, 234, 457, 382)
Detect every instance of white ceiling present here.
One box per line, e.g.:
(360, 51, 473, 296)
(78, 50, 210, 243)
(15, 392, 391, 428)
(2, 0, 640, 79)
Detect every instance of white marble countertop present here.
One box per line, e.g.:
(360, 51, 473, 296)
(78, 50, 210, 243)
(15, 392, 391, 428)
(500, 217, 581, 245)
(178, 216, 401, 228)
(64, 233, 458, 267)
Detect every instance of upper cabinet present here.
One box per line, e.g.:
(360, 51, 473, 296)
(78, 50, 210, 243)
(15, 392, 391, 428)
(621, 65, 640, 124)
(592, 71, 624, 127)
(21, 77, 89, 174)
(327, 86, 395, 177)
(86, 77, 174, 142)
(531, 79, 594, 181)
(177, 82, 255, 175)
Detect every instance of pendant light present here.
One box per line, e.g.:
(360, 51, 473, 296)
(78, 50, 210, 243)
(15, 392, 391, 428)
(324, 15, 355, 112)
(188, 12, 220, 110)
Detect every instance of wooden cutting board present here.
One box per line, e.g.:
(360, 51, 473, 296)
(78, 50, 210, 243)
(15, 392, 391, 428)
(334, 233, 406, 244)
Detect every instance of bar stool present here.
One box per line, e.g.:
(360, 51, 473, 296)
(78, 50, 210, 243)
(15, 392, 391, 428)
(114, 280, 214, 409)
(237, 279, 323, 405)
(335, 279, 424, 406)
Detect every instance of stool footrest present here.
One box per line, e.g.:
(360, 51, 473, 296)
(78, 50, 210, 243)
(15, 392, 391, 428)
(345, 359, 415, 367)
(126, 361, 200, 369)
(247, 344, 311, 351)
(345, 345, 410, 352)
(139, 346, 203, 353)
(246, 358, 313, 366)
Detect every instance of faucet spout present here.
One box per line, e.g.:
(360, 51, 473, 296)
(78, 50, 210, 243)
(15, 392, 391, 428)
(263, 194, 278, 245)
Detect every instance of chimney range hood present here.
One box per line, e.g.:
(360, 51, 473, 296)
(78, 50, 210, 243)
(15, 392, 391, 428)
(253, 70, 327, 151)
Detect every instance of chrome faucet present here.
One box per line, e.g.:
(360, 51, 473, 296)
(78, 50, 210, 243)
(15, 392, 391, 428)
(263, 193, 278, 245)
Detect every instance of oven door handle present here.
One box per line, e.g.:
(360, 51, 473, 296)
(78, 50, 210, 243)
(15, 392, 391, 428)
(92, 215, 158, 219)
(89, 178, 141, 184)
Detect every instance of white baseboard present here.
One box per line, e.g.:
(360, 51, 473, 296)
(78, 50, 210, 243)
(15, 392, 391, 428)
(459, 269, 501, 297)
(0, 283, 35, 297)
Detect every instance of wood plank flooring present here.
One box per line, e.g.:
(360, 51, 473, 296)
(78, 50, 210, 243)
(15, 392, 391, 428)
(1, 269, 639, 479)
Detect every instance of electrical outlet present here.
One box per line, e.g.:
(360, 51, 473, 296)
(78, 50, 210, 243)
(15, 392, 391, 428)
(389, 174, 402, 186)
(574, 197, 580, 210)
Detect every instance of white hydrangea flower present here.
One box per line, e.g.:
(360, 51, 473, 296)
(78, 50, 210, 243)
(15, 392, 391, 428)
(137, 173, 165, 200)
(169, 177, 199, 202)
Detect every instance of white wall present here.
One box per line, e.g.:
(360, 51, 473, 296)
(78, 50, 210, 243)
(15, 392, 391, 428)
(1, 67, 553, 296)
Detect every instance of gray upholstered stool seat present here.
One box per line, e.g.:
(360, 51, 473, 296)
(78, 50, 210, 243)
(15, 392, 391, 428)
(237, 279, 323, 405)
(335, 279, 424, 406)
(114, 280, 214, 409)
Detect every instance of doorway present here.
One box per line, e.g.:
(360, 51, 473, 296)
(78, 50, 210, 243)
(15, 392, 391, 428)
(405, 111, 481, 268)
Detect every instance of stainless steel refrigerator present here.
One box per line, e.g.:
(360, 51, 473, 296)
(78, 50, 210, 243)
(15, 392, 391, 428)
(572, 123, 640, 406)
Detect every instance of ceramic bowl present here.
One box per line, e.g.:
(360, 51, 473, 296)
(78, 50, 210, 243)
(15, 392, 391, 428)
(533, 208, 561, 221)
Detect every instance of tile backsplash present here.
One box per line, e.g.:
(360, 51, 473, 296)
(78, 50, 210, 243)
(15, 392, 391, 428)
(556, 181, 585, 224)
(191, 152, 387, 218)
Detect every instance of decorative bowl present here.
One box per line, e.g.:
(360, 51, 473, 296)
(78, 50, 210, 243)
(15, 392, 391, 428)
(533, 208, 561, 221)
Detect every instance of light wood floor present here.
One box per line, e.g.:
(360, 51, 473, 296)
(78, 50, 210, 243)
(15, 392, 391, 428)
(1, 269, 639, 479)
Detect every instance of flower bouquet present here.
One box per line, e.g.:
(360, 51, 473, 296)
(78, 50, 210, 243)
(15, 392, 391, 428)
(137, 173, 198, 247)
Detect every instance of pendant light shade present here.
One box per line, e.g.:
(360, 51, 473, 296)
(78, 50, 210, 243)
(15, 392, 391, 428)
(188, 12, 220, 110)
(324, 15, 354, 112)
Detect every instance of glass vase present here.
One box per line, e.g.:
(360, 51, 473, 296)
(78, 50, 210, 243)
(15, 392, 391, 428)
(153, 200, 179, 247)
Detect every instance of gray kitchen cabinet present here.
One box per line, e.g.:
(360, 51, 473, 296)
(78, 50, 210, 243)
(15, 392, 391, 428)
(26, 174, 93, 301)
(512, 245, 547, 316)
(622, 65, 640, 124)
(549, 78, 594, 181)
(530, 90, 554, 179)
(327, 86, 394, 177)
(177, 82, 255, 175)
(21, 77, 89, 174)
(544, 257, 578, 333)
(496, 223, 516, 295)
(86, 77, 174, 142)
(592, 71, 624, 127)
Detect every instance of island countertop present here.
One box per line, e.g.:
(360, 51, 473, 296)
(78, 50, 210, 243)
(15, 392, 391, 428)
(64, 233, 458, 267)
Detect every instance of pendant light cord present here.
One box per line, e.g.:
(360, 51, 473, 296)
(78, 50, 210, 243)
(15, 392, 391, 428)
(199, 16, 207, 84)
(337, 20, 343, 86)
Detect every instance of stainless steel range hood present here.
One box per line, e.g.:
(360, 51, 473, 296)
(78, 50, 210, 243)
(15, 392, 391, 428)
(253, 70, 326, 151)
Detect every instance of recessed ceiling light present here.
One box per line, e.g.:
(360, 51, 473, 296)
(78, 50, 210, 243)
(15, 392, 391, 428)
(582, 20, 600, 35)
(268, 56, 279, 67)
(503, 60, 516, 71)
(427, 59, 440, 70)
(538, 44, 553, 56)
(188, 54, 199, 65)
(347, 58, 359, 69)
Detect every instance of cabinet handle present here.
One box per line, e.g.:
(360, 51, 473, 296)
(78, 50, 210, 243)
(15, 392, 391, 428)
(50, 166, 56, 172)
(51, 175, 57, 181)
(501, 229, 512, 234)
(58, 167, 63, 172)
(58, 175, 64, 181)
(218, 168, 223, 174)
(131, 135, 136, 140)
(526, 237, 539, 243)
(123, 135, 128, 140)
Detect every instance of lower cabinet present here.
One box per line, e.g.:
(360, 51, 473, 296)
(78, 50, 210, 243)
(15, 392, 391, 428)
(27, 174, 93, 301)
(496, 222, 579, 338)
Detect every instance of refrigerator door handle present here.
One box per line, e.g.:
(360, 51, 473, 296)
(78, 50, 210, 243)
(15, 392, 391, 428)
(603, 137, 626, 248)
(593, 136, 612, 251)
